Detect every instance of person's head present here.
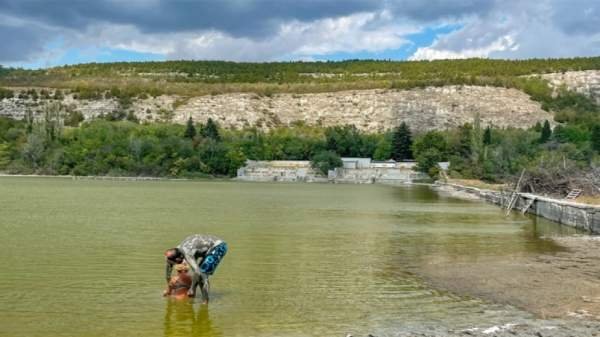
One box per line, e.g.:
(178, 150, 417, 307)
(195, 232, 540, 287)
(165, 248, 184, 264)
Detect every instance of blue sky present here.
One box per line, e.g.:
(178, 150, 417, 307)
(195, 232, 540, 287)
(1, 1, 599, 69)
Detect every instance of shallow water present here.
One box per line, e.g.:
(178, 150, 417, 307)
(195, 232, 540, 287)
(0, 178, 579, 337)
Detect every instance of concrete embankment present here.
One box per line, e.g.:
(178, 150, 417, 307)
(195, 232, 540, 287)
(236, 159, 428, 184)
(435, 182, 600, 234)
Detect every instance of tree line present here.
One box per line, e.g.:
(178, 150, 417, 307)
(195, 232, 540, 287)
(2, 57, 600, 97)
(1, 112, 598, 188)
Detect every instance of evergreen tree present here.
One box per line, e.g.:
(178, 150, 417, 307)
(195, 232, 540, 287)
(0, 142, 10, 169)
(201, 118, 220, 141)
(470, 113, 483, 162)
(457, 123, 472, 157)
(592, 124, 600, 153)
(184, 117, 197, 139)
(483, 126, 492, 145)
(391, 122, 413, 161)
(540, 120, 552, 143)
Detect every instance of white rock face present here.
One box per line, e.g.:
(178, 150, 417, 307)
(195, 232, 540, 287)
(172, 86, 550, 132)
(0, 85, 553, 132)
(542, 70, 600, 104)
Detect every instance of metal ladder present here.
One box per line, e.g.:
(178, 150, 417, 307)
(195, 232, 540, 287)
(521, 197, 536, 214)
(505, 169, 525, 216)
(565, 189, 582, 200)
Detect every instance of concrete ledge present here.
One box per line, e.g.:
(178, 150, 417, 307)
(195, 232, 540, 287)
(435, 182, 600, 234)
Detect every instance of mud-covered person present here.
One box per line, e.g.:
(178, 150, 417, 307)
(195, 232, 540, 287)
(163, 264, 192, 300)
(164, 234, 228, 304)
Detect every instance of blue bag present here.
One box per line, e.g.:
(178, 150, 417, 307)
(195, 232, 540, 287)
(199, 242, 227, 275)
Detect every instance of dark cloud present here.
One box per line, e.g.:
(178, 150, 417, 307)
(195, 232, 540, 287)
(0, 0, 599, 64)
(0, 23, 49, 62)
(551, 1, 600, 35)
(388, 0, 495, 22)
(0, 0, 380, 38)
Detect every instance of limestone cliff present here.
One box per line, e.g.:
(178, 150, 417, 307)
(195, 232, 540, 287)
(0, 85, 554, 132)
(541, 70, 600, 104)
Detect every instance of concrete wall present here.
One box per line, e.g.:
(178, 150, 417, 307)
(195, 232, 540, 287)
(519, 193, 600, 233)
(236, 160, 326, 182)
(330, 163, 427, 184)
(236, 159, 427, 184)
(436, 182, 600, 234)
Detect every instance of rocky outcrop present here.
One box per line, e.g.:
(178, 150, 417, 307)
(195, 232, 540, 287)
(542, 70, 600, 104)
(0, 85, 551, 132)
(172, 86, 551, 132)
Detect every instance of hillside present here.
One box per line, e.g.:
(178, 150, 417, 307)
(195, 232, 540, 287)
(0, 58, 598, 188)
(2, 57, 600, 96)
(0, 58, 599, 132)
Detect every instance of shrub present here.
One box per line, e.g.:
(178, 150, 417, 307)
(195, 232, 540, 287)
(310, 150, 342, 176)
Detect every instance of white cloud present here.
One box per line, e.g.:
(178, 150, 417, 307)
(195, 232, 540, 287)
(2, 0, 600, 65)
(410, 34, 518, 60)
(77, 12, 418, 61)
(407, 1, 600, 61)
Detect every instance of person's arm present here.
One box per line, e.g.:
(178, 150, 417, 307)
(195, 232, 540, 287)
(183, 250, 201, 275)
(163, 277, 175, 296)
(165, 262, 173, 283)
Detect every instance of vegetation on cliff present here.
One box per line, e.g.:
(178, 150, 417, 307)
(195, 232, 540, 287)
(1, 57, 600, 96)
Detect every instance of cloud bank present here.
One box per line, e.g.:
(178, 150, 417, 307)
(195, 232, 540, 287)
(0, 0, 599, 66)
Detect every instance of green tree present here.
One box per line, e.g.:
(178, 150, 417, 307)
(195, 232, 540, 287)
(64, 110, 84, 127)
(391, 122, 413, 161)
(416, 148, 443, 178)
(310, 150, 342, 176)
(483, 126, 492, 145)
(0, 142, 10, 169)
(412, 131, 448, 159)
(42, 103, 63, 143)
(540, 120, 552, 143)
(201, 118, 221, 141)
(470, 113, 483, 162)
(22, 133, 46, 168)
(591, 124, 600, 153)
(184, 117, 197, 139)
(456, 123, 472, 157)
(373, 134, 392, 160)
(325, 125, 362, 157)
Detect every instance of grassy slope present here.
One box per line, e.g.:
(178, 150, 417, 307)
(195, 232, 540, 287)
(1, 57, 600, 96)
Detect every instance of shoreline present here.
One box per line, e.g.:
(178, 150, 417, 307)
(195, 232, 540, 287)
(434, 181, 600, 234)
(424, 181, 600, 328)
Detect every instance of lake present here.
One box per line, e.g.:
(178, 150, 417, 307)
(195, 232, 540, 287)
(0, 178, 578, 337)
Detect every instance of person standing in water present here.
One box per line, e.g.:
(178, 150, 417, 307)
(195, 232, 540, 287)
(164, 234, 228, 304)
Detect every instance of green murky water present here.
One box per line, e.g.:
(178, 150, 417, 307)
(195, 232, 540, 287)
(0, 178, 578, 337)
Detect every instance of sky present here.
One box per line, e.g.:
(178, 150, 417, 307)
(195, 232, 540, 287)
(1, 0, 599, 69)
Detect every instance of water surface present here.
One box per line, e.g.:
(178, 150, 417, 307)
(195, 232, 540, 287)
(0, 178, 577, 337)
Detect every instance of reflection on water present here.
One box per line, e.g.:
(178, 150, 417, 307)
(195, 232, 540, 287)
(0, 178, 581, 337)
(164, 300, 221, 337)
